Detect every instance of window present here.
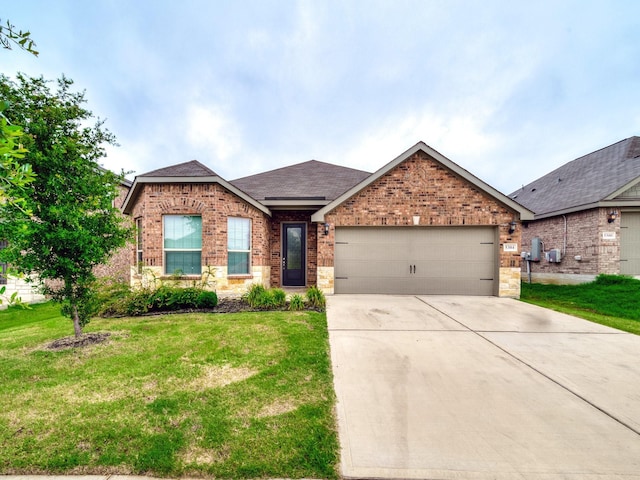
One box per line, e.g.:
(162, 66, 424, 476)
(228, 217, 251, 275)
(164, 215, 202, 275)
(0, 240, 7, 285)
(136, 218, 143, 274)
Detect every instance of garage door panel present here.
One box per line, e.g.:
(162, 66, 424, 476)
(335, 243, 407, 262)
(335, 227, 496, 295)
(336, 260, 408, 278)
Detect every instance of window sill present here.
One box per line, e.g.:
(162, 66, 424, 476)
(227, 274, 254, 279)
(159, 275, 202, 280)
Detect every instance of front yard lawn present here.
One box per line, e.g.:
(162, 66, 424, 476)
(520, 275, 640, 335)
(0, 302, 338, 478)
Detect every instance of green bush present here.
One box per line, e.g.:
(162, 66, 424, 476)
(271, 288, 286, 307)
(244, 284, 267, 308)
(126, 289, 155, 316)
(196, 290, 218, 308)
(289, 293, 305, 311)
(594, 274, 639, 286)
(243, 284, 287, 309)
(94, 281, 218, 317)
(306, 286, 326, 310)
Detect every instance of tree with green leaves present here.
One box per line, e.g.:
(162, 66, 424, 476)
(0, 73, 132, 336)
(0, 18, 38, 56)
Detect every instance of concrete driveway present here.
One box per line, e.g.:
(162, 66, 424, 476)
(327, 295, 640, 480)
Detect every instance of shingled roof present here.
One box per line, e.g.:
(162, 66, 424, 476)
(509, 137, 640, 218)
(140, 160, 217, 177)
(230, 160, 371, 202)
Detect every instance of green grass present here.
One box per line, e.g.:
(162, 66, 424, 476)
(0, 302, 338, 478)
(520, 275, 640, 335)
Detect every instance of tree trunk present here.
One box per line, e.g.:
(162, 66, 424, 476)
(72, 303, 82, 338)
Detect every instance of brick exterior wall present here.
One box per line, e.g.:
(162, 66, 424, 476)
(520, 207, 621, 284)
(317, 150, 523, 296)
(127, 182, 271, 294)
(94, 184, 134, 282)
(268, 210, 317, 287)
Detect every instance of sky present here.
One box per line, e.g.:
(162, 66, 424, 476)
(3, 0, 640, 194)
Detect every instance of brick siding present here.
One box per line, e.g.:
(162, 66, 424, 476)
(520, 207, 621, 282)
(127, 182, 270, 294)
(268, 211, 317, 287)
(318, 150, 522, 274)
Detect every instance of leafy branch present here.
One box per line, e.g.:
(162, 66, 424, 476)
(0, 19, 38, 56)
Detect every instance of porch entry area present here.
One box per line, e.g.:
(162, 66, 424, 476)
(282, 223, 306, 286)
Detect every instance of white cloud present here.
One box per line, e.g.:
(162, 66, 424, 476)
(185, 104, 241, 166)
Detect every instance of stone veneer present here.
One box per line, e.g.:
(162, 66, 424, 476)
(316, 150, 523, 297)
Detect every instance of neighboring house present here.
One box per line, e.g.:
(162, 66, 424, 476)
(509, 136, 640, 284)
(122, 141, 533, 297)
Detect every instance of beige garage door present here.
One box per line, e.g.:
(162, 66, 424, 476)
(621, 212, 640, 275)
(335, 227, 497, 295)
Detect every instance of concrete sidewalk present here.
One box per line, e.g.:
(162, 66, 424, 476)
(328, 295, 640, 480)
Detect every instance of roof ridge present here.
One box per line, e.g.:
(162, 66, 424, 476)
(140, 159, 217, 177)
(625, 136, 640, 159)
(230, 159, 370, 182)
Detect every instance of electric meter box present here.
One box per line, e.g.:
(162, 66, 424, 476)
(547, 248, 562, 263)
(531, 237, 542, 262)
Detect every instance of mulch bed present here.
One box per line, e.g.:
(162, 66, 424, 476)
(47, 332, 111, 350)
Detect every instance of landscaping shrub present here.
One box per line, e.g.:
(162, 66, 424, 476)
(289, 293, 305, 311)
(594, 274, 639, 286)
(95, 282, 218, 317)
(243, 284, 286, 309)
(196, 290, 218, 308)
(244, 284, 267, 308)
(271, 288, 286, 307)
(306, 286, 326, 310)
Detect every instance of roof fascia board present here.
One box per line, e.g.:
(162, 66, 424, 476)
(604, 176, 640, 200)
(122, 176, 272, 216)
(532, 200, 640, 220)
(311, 142, 534, 222)
(261, 199, 330, 207)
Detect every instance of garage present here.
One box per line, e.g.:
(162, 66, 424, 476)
(334, 226, 497, 295)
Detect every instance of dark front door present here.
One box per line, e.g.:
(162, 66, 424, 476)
(282, 223, 306, 286)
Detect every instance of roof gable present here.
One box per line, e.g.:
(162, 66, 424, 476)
(121, 160, 270, 216)
(509, 137, 640, 217)
(230, 160, 371, 204)
(140, 160, 217, 177)
(311, 141, 534, 222)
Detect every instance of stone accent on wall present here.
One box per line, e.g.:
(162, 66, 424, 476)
(131, 265, 270, 296)
(0, 276, 46, 307)
(317, 266, 335, 294)
(498, 267, 522, 298)
(316, 150, 523, 297)
(520, 207, 621, 283)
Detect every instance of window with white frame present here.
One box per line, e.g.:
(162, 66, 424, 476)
(164, 215, 202, 275)
(228, 217, 251, 275)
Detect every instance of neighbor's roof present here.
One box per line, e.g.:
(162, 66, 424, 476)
(509, 137, 640, 218)
(230, 160, 371, 206)
(312, 141, 534, 222)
